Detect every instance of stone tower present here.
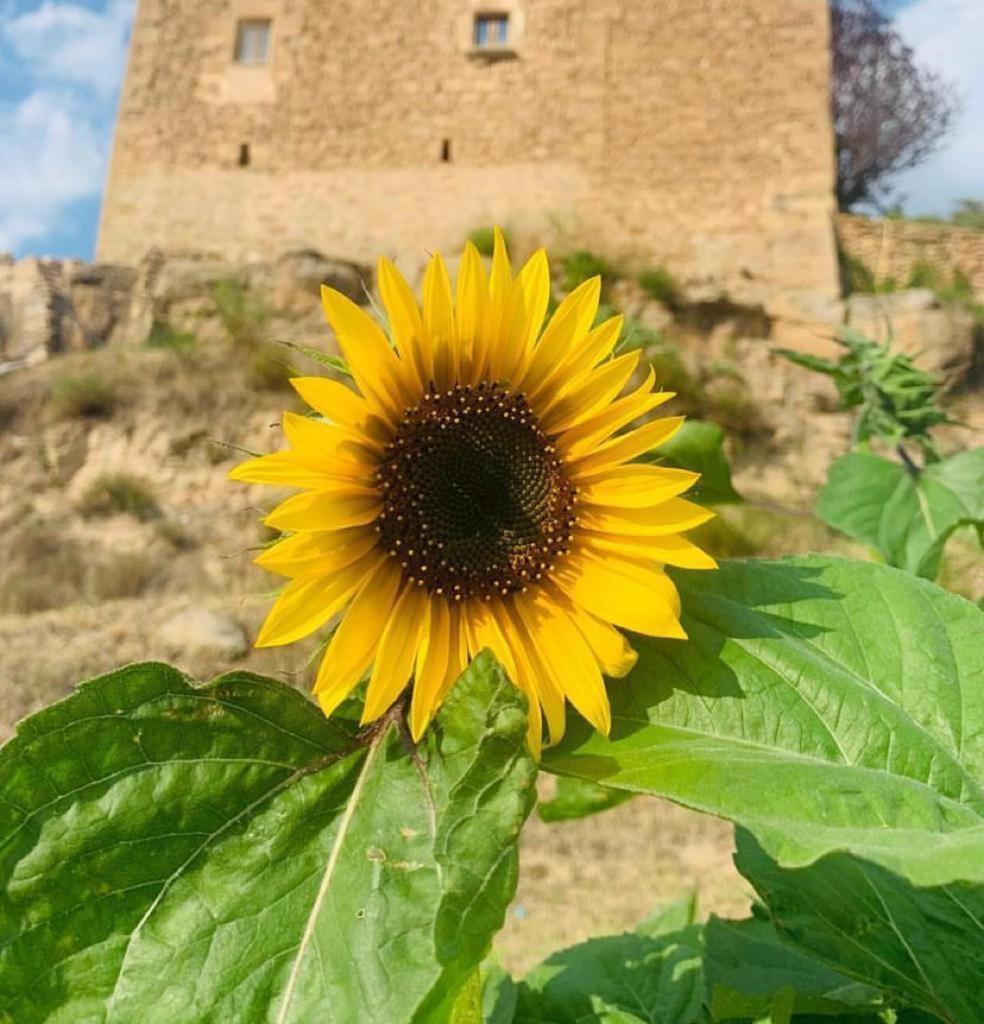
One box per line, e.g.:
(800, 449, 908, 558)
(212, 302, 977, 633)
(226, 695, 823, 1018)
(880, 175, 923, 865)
(98, 0, 839, 319)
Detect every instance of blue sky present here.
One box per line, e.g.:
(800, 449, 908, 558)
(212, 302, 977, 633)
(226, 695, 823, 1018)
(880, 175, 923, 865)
(0, 0, 980, 260)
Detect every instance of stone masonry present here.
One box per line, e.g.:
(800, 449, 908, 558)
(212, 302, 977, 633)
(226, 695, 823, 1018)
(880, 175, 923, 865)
(98, 0, 840, 324)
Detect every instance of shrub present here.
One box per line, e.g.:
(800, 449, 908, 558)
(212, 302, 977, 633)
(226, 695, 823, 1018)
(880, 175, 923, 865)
(78, 474, 160, 521)
(637, 266, 680, 307)
(146, 320, 195, 352)
(466, 226, 511, 257)
(561, 250, 620, 293)
(837, 247, 877, 295)
(212, 280, 270, 348)
(49, 372, 117, 419)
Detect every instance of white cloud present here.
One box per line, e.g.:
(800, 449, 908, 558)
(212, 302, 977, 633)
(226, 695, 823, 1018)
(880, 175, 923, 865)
(0, 90, 106, 251)
(4, 0, 135, 98)
(891, 0, 984, 214)
(0, 0, 134, 254)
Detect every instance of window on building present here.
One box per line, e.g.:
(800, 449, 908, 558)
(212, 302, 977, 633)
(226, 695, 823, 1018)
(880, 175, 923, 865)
(234, 19, 272, 65)
(473, 13, 509, 49)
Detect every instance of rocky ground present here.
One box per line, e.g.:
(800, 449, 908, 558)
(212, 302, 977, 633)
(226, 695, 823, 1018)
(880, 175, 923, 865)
(0, 276, 980, 971)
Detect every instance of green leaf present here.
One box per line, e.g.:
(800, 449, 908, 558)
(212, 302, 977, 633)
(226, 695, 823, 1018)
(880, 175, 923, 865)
(0, 654, 536, 1023)
(704, 914, 884, 1021)
(513, 924, 704, 1024)
(649, 419, 742, 504)
(737, 830, 984, 1024)
(537, 776, 634, 823)
(817, 450, 984, 578)
(543, 556, 984, 887)
(276, 339, 352, 377)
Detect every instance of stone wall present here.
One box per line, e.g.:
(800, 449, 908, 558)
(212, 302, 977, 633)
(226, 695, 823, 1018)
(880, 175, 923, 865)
(99, 0, 839, 323)
(837, 214, 984, 295)
(0, 250, 369, 371)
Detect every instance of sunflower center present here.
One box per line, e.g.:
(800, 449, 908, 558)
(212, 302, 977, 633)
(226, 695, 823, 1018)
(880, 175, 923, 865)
(375, 383, 577, 600)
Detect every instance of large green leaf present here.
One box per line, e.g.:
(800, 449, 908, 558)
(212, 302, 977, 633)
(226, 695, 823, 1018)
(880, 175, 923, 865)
(0, 654, 536, 1023)
(704, 914, 884, 1021)
(512, 899, 705, 1024)
(537, 776, 634, 823)
(650, 419, 741, 505)
(736, 831, 984, 1024)
(816, 449, 984, 578)
(543, 556, 984, 887)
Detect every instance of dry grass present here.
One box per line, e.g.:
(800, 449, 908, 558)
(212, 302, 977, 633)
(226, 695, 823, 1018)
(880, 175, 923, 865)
(78, 473, 160, 521)
(49, 371, 118, 419)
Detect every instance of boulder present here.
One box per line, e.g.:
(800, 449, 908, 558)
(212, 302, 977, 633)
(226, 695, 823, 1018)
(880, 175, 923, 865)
(271, 249, 370, 316)
(160, 607, 248, 659)
(65, 263, 137, 350)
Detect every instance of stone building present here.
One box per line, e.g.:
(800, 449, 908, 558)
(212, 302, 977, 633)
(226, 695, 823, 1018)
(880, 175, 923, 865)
(98, 0, 840, 321)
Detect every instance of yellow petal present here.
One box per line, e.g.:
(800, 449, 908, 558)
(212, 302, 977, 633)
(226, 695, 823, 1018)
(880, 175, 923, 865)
(289, 377, 371, 430)
(265, 490, 380, 532)
(578, 465, 700, 508)
(409, 597, 451, 740)
(313, 558, 403, 713)
(559, 372, 676, 459)
(282, 411, 378, 466)
(562, 598, 639, 678)
(228, 452, 364, 488)
(498, 602, 566, 747)
(320, 285, 407, 421)
(568, 416, 685, 479)
(540, 351, 641, 434)
(515, 592, 611, 736)
(583, 531, 718, 570)
(455, 241, 489, 372)
(254, 527, 378, 578)
(555, 551, 686, 639)
(378, 257, 432, 391)
(423, 253, 456, 389)
(361, 583, 429, 723)
(580, 497, 714, 536)
(518, 276, 601, 401)
(554, 314, 623, 380)
(255, 551, 381, 647)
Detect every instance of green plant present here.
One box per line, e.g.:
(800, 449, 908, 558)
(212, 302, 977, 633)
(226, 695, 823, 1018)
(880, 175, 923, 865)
(837, 246, 877, 295)
(78, 473, 160, 521)
(49, 371, 117, 418)
(778, 326, 982, 580)
(146, 319, 196, 351)
(3, 560, 983, 1022)
(213, 279, 270, 348)
(466, 225, 511, 257)
(777, 326, 949, 457)
(637, 265, 681, 307)
(561, 249, 620, 293)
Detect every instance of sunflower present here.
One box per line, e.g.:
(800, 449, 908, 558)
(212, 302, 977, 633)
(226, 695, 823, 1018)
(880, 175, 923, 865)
(230, 231, 715, 755)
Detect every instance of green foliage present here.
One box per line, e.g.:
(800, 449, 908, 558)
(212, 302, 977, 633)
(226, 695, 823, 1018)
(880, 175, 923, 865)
(49, 370, 117, 418)
(78, 472, 160, 521)
(0, 654, 536, 1023)
(146, 319, 195, 351)
(213, 279, 270, 348)
(737, 830, 984, 1024)
(838, 247, 878, 295)
(704, 913, 884, 1021)
(776, 327, 949, 456)
(467, 226, 511, 257)
(817, 449, 984, 578)
(561, 250, 620, 293)
(543, 556, 984, 889)
(637, 266, 681, 307)
(538, 776, 634, 823)
(646, 419, 741, 505)
(277, 338, 352, 378)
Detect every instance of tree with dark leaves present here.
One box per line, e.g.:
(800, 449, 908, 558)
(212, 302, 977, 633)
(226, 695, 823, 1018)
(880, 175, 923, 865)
(831, 0, 960, 211)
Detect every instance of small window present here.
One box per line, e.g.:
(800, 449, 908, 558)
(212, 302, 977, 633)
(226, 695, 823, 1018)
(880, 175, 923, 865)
(441, 138, 452, 162)
(234, 19, 271, 65)
(238, 143, 251, 166)
(473, 13, 509, 48)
